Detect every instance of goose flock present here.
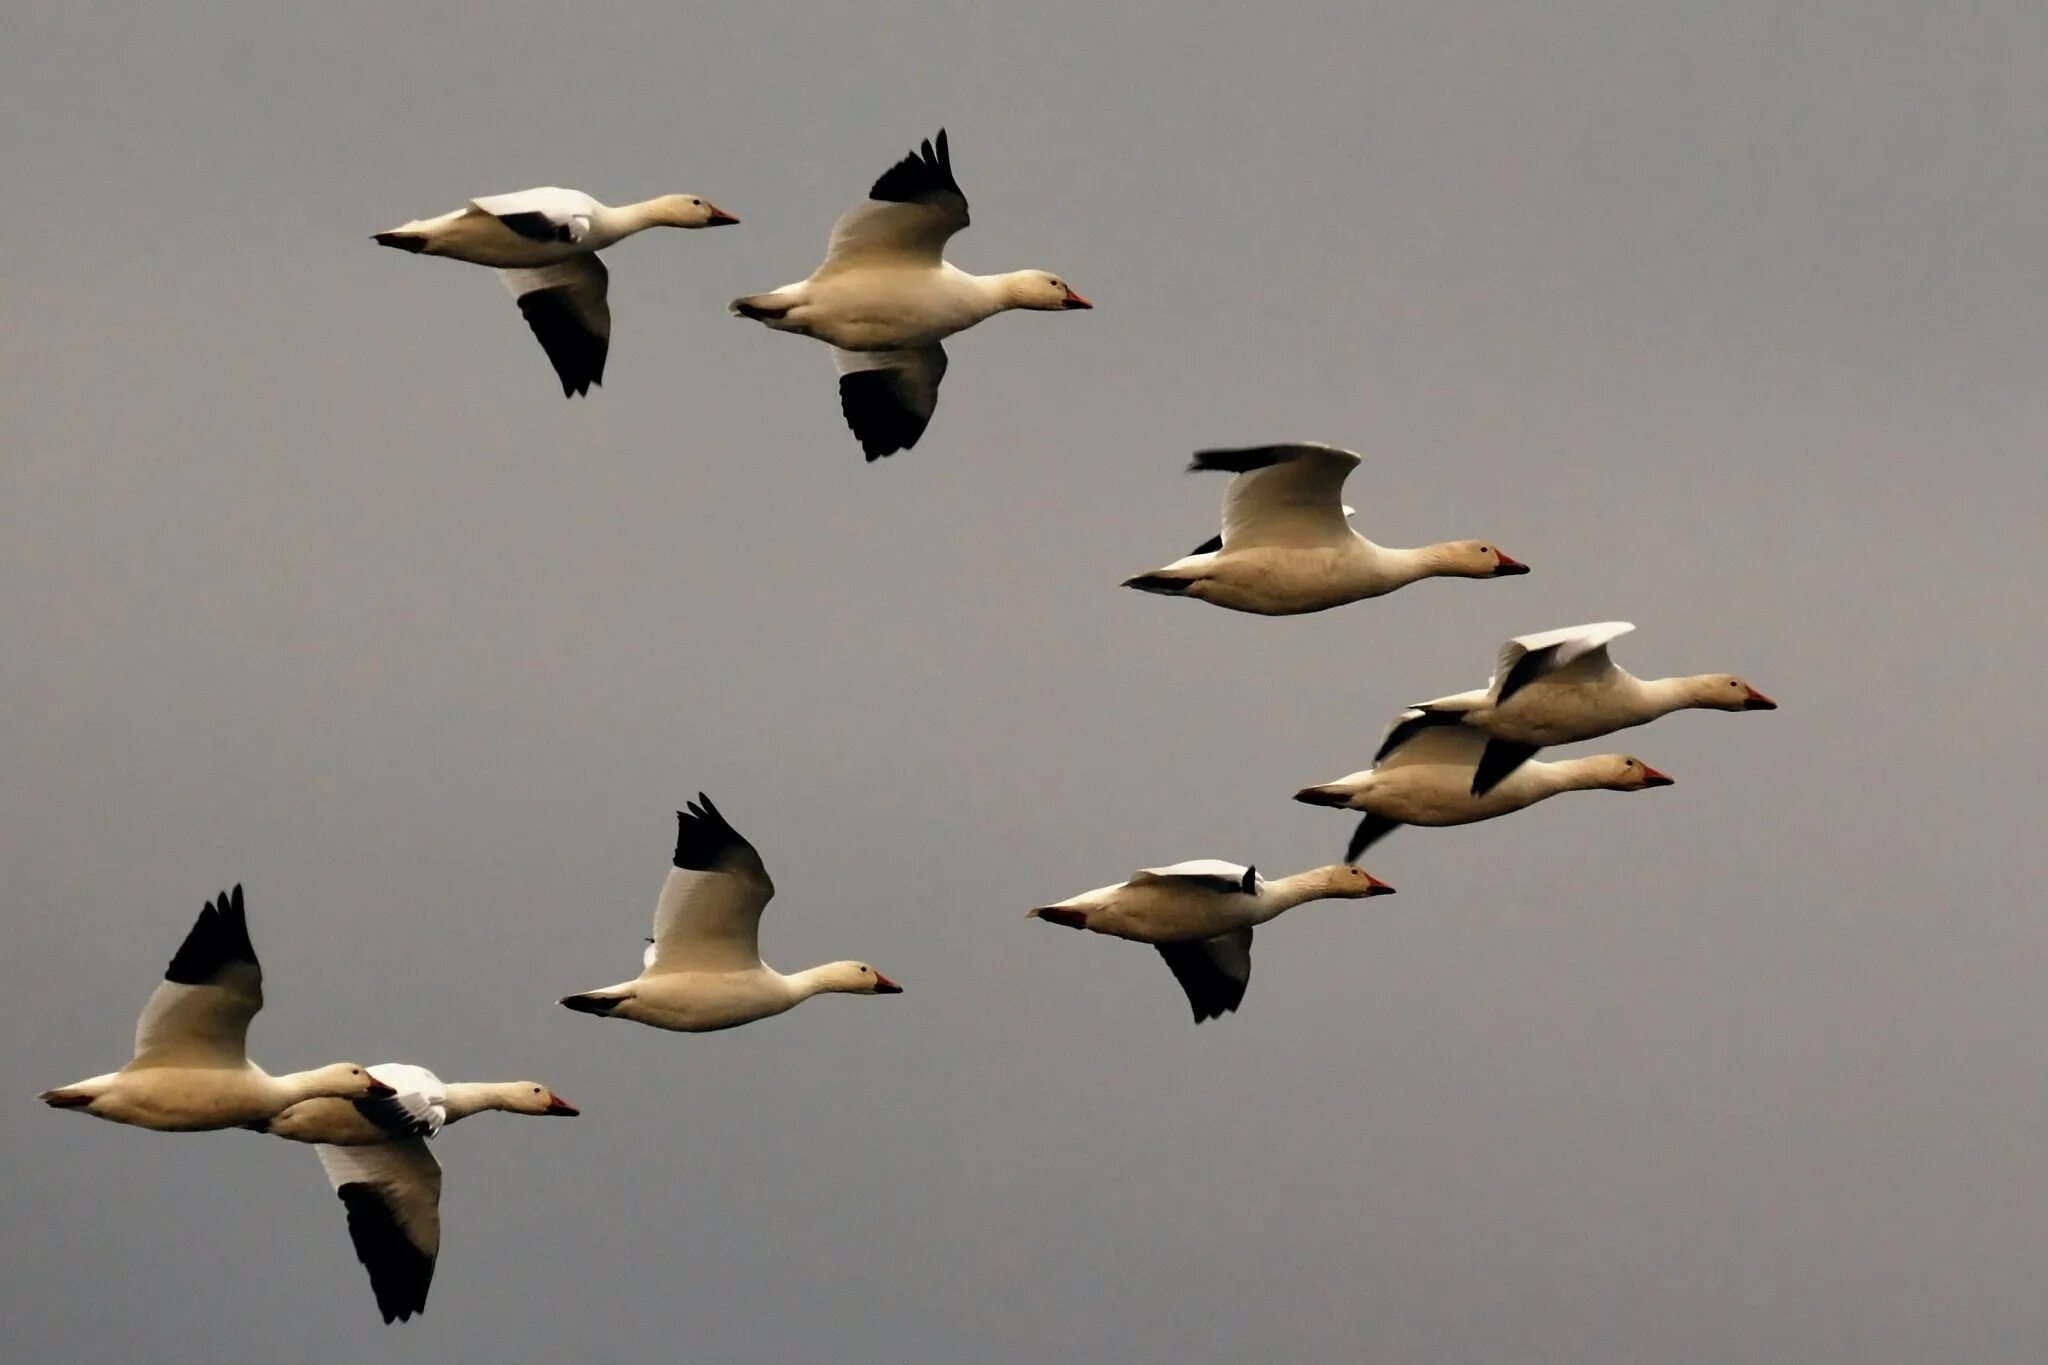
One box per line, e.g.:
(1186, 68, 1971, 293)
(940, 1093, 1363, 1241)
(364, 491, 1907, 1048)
(40, 129, 1777, 1324)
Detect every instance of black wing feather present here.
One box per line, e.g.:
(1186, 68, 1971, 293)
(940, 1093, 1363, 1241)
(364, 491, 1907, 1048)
(515, 272, 608, 398)
(1470, 740, 1542, 797)
(164, 884, 257, 986)
(335, 1184, 434, 1324)
(839, 369, 935, 460)
(1492, 643, 1562, 707)
(674, 793, 749, 871)
(494, 210, 576, 244)
(1346, 815, 1400, 863)
(1374, 709, 1467, 764)
(867, 128, 963, 205)
(1188, 532, 1223, 555)
(1186, 447, 1293, 475)
(1156, 935, 1252, 1024)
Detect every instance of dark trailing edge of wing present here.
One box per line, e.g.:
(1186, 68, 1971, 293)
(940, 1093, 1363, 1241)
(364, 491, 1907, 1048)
(515, 284, 607, 398)
(674, 794, 748, 870)
(1374, 709, 1466, 764)
(1470, 740, 1542, 797)
(1156, 935, 1251, 1024)
(1189, 532, 1223, 556)
(164, 884, 257, 985)
(494, 210, 576, 244)
(1186, 447, 1293, 475)
(336, 1183, 434, 1324)
(1346, 815, 1400, 863)
(839, 369, 932, 461)
(1492, 643, 1561, 707)
(867, 129, 963, 206)
(1174, 866, 1257, 895)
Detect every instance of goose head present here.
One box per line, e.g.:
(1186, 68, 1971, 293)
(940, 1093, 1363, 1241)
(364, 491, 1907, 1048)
(814, 961, 904, 996)
(652, 194, 740, 228)
(1587, 755, 1676, 791)
(504, 1082, 580, 1117)
(1309, 864, 1399, 899)
(1430, 540, 1529, 579)
(1691, 675, 1777, 711)
(1004, 271, 1093, 311)
(309, 1064, 396, 1100)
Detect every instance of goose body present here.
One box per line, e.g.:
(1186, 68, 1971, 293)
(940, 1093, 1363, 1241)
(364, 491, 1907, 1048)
(1383, 622, 1776, 794)
(559, 794, 902, 1033)
(1295, 724, 1675, 861)
(374, 186, 738, 397)
(37, 886, 392, 1131)
(729, 130, 1091, 459)
(264, 1063, 576, 1324)
(1123, 444, 1528, 615)
(1028, 860, 1395, 1022)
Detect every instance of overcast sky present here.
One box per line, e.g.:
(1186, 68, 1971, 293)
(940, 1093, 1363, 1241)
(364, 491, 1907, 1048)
(5, 4, 2047, 1362)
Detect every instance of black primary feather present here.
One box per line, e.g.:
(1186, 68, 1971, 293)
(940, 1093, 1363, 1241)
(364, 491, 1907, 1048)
(1188, 532, 1223, 555)
(494, 210, 577, 244)
(1492, 643, 1562, 707)
(867, 128, 963, 205)
(1374, 709, 1467, 764)
(1346, 815, 1400, 863)
(1156, 936, 1251, 1024)
(674, 794, 748, 870)
(515, 281, 607, 397)
(1186, 447, 1293, 475)
(839, 369, 933, 460)
(335, 1184, 434, 1323)
(163, 884, 257, 985)
(1470, 740, 1542, 797)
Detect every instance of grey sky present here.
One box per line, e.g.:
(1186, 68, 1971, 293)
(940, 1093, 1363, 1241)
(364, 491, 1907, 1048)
(5, 4, 2046, 1362)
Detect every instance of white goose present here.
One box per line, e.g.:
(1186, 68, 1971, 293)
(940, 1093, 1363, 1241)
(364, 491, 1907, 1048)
(264, 1063, 578, 1324)
(729, 130, 1092, 460)
(560, 794, 902, 1031)
(374, 186, 739, 397)
(38, 885, 393, 1129)
(1295, 723, 1674, 861)
(1028, 860, 1395, 1022)
(1122, 444, 1530, 615)
(1382, 622, 1778, 796)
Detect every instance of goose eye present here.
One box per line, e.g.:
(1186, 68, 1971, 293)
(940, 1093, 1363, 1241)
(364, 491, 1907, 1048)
(690, 198, 702, 206)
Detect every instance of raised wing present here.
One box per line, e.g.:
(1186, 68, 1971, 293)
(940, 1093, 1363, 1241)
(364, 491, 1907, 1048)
(1128, 860, 1258, 896)
(821, 130, 970, 271)
(351, 1063, 447, 1140)
(1490, 622, 1635, 707)
(319, 1140, 443, 1324)
(834, 345, 948, 460)
(468, 187, 597, 245)
(1190, 444, 1362, 550)
(1155, 930, 1253, 1024)
(1374, 689, 1489, 763)
(644, 794, 775, 975)
(131, 885, 262, 1067)
(1372, 717, 1491, 771)
(501, 257, 610, 397)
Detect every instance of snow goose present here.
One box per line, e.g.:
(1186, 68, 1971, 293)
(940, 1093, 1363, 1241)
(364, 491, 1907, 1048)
(264, 1063, 577, 1324)
(37, 886, 393, 1130)
(728, 130, 1091, 460)
(1122, 444, 1530, 615)
(1382, 622, 1777, 796)
(559, 795, 902, 1031)
(374, 186, 739, 397)
(1295, 723, 1674, 861)
(1028, 861, 1395, 1022)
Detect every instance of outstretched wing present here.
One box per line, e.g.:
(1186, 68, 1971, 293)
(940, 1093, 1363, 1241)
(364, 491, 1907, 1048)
(822, 130, 970, 271)
(1190, 444, 1362, 550)
(1155, 930, 1253, 1023)
(1374, 688, 1489, 764)
(1371, 714, 1491, 771)
(131, 885, 262, 1067)
(645, 794, 776, 974)
(318, 1140, 444, 1324)
(834, 345, 948, 460)
(1490, 622, 1635, 706)
(501, 257, 610, 397)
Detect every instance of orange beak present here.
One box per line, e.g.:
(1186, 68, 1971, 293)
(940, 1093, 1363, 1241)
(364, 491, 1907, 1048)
(544, 1093, 580, 1116)
(1742, 686, 1777, 711)
(1363, 873, 1397, 896)
(872, 972, 904, 995)
(1491, 550, 1531, 576)
(1639, 764, 1675, 788)
(1061, 287, 1093, 310)
(706, 207, 740, 226)
(363, 1074, 397, 1098)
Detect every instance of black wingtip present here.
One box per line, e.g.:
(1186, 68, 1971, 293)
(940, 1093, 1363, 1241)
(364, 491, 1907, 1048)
(1345, 815, 1399, 864)
(163, 884, 257, 985)
(866, 128, 964, 204)
(838, 369, 930, 460)
(1238, 865, 1258, 895)
(1188, 533, 1224, 556)
(1186, 447, 1289, 475)
(336, 1183, 433, 1324)
(1469, 740, 1541, 797)
(371, 231, 427, 253)
(673, 796, 746, 870)
(1374, 708, 1466, 764)
(514, 285, 607, 398)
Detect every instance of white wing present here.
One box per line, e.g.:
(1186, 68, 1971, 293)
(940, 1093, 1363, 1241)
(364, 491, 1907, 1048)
(1373, 689, 1490, 763)
(1489, 622, 1635, 705)
(1128, 859, 1257, 896)
(500, 257, 611, 397)
(467, 187, 598, 245)
(821, 130, 970, 272)
(131, 886, 262, 1068)
(318, 1140, 443, 1324)
(833, 346, 948, 461)
(350, 1063, 447, 1139)
(1189, 444, 1362, 550)
(644, 794, 776, 975)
